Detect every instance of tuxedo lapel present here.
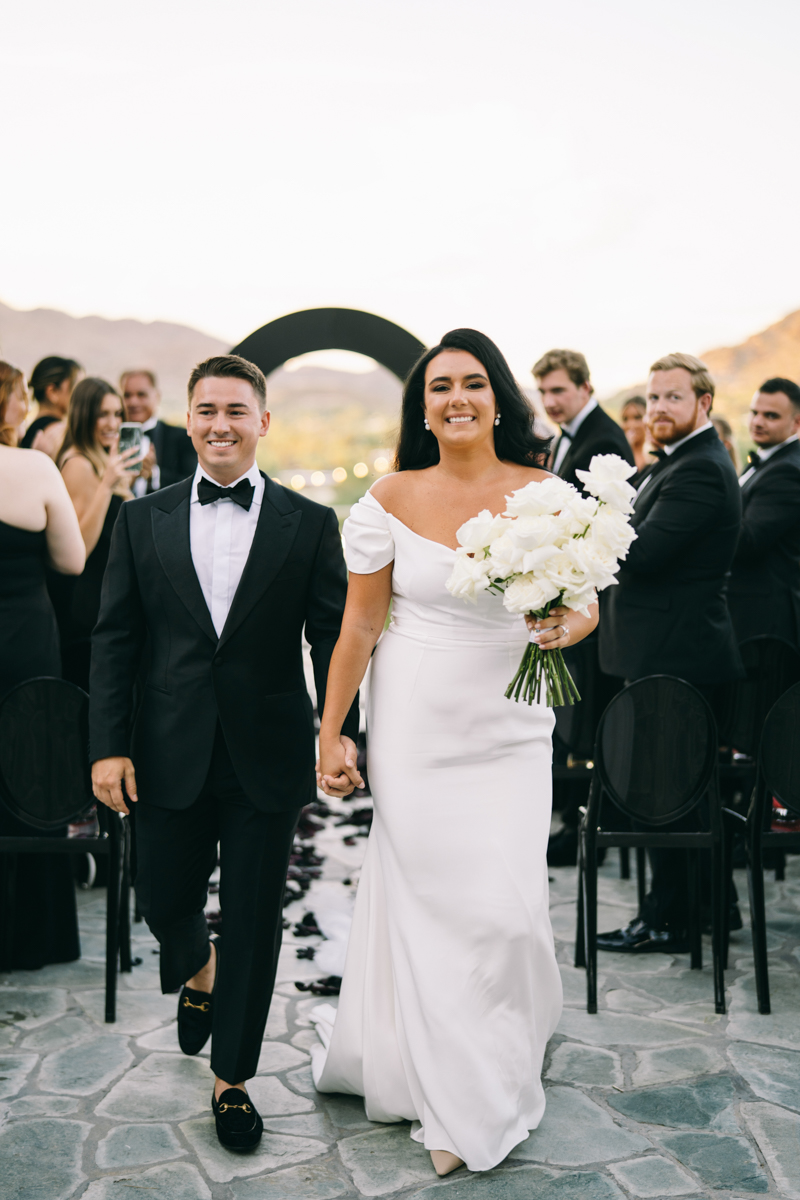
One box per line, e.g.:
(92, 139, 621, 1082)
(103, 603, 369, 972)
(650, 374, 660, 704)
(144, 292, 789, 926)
(741, 440, 800, 495)
(217, 476, 302, 648)
(151, 483, 218, 644)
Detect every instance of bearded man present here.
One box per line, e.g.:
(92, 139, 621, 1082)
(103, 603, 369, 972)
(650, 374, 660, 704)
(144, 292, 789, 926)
(597, 352, 743, 953)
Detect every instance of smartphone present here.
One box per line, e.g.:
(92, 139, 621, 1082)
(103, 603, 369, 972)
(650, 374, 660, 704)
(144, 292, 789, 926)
(118, 422, 143, 470)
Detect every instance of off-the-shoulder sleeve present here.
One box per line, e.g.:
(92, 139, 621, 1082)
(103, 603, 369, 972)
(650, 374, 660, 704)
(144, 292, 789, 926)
(342, 491, 395, 573)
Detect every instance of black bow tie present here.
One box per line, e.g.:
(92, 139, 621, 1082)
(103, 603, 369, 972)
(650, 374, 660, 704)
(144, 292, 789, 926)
(197, 477, 255, 511)
(747, 450, 762, 469)
(558, 428, 573, 441)
(649, 448, 667, 460)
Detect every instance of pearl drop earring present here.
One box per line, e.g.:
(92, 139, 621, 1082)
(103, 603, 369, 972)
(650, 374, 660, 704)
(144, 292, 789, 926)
(494, 413, 501, 426)
(423, 416, 430, 431)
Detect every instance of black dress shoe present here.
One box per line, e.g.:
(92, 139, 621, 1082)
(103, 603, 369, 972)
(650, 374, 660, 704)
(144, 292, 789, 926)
(212, 1087, 263, 1150)
(597, 917, 689, 954)
(177, 939, 219, 1055)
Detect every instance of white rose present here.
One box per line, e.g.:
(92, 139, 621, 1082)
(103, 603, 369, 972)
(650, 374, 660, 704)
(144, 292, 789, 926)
(505, 475, 578, 518)
(575, 453, 637, 513)
(487, 531, 526, 579)
(446, 548, 493, 604)
(502, 572, 562, 615)
(506, 514, 564, 551)
(561, 582, 599, 618)
(456, 509, 512, 553)
(589, 506, 637, 559)
(558, 493, 600, 538)
(561, 538, 619, 592)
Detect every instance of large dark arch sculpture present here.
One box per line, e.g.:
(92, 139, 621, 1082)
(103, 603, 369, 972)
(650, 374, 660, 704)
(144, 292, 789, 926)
(231, 307, 426, 382)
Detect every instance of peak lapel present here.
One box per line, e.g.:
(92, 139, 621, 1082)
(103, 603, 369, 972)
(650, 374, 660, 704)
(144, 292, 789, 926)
(151, 486, 217, 644)
(217, 479, 302, 648)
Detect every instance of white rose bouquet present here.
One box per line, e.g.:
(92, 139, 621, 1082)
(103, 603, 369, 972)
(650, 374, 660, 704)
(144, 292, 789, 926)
(445, 454, 638, 706)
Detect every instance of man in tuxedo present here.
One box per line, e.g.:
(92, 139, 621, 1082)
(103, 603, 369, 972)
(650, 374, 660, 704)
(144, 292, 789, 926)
(533, 349, 634, 864)
(728, 377, 800, 647)
(598, 352, 743, 952)
(533, 348, 634, 490)
(121, 370, 197, 494)
(90, 355, 359, 1149)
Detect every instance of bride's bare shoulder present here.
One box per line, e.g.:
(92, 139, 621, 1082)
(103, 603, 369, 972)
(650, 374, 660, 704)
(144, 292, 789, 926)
(505, 464, 554, 487)
(369, 469, 429, 511)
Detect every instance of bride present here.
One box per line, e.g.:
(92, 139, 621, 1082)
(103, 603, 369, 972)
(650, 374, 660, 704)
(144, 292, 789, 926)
(312, 328, 598, 1176)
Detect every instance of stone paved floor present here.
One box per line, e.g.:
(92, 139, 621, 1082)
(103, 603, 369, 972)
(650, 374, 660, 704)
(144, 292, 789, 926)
(2, 819, 800, 1200)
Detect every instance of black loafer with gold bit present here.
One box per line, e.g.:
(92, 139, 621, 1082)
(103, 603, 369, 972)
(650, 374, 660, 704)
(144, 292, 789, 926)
(177, 939, 219, 1055)
(212, 1087, 263, 1149)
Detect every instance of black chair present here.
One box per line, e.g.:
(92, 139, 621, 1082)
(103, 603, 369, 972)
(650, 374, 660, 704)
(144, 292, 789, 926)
(719, 636, 800, 882)
(0, 678, 131, 1021)
(575, 676, 727, 1014)
(729, 682, 800, 1014)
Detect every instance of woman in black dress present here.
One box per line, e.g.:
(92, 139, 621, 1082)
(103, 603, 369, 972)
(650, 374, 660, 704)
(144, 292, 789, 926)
(56, 378, 139, 690)
(18, 355, 82, 455)
(0, 361, 86, 970)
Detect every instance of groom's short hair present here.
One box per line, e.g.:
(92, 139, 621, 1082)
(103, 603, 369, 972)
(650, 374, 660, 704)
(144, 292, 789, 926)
(188, 355, 267, 411)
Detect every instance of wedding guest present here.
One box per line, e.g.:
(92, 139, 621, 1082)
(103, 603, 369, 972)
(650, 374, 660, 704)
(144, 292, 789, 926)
(0, 361, 85, 970)
(598, 352, 743, 953)
(727, 377, 800, 646)
(621, 395, 650, 473)
(19, 356, 82, 452)
(534, 349, 633, 865)
(55, 378, 139, 690)
(711, 414, 740, 472)
(120, 369, 197, 494)
(533, 349, 633, 489)
(90, 354, 358, 1150)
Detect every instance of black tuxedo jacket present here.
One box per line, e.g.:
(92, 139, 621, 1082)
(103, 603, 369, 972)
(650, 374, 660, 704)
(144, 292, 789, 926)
(552, 404, 634, 494)
(599, 425, 744, 685)
(727, 440, 800, 647)
(89, 473, 358, 813)
(147, 419, 197, 488)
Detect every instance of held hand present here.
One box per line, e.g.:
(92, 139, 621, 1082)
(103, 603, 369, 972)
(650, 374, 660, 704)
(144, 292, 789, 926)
(316, 735, 364, 799)
(104, 443, 142, 490)
(92, 756, 138, 815)
(525, 605, 572, 650)
(137, 443, 156, 481)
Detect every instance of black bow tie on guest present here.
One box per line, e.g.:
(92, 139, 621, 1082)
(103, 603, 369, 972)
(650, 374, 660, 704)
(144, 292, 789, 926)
(747, 450, 762, 469)
(197, 477, 255, 511)
(649, 448, 667, 460)
(558, 428, 573, 440)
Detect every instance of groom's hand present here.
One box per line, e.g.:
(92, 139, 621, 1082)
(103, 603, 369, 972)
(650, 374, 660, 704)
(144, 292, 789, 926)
(92, 756, 138, 815)
(316, 735, 364, 798)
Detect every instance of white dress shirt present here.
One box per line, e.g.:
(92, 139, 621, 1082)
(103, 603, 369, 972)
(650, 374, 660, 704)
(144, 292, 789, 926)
(189, 462, 264, 637)
(553, 397, 598, 473)
(635, 421, 712, 497)
(739, 433, 799, 487)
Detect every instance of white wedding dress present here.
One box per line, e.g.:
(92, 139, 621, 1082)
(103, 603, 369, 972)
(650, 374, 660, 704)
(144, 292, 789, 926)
(311, 490, 561, 1172)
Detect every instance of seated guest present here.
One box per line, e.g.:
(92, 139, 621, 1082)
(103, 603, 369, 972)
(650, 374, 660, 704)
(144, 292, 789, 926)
(533, 349, 634, 488)
(598, 352, 743, 952)
(19, 356, 82, 452)
(120, 369, 197, 493)
(533, 350, 634, 864)
(728, 377, 800, 647)
(55, 378, 138, 689)
(621, 395, 651, 474)
(711, 414, 740, 472)
(0, 361, 85, 970)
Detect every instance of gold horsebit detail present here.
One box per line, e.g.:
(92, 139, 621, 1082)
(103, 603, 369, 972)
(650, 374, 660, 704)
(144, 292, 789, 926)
(218, 1102, 252, 1113)
(183, 996, 210, 1012)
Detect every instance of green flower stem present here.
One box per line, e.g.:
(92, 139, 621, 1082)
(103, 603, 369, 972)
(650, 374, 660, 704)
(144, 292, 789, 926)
(504, 600, 582, 707)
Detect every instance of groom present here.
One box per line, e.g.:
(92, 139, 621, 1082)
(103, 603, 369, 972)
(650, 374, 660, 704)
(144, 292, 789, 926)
(90, 354, 359, 1149)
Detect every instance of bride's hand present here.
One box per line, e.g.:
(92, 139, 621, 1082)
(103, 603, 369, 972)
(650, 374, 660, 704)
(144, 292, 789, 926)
(316, 735, 364, 798)
(525, 605, 572, 650)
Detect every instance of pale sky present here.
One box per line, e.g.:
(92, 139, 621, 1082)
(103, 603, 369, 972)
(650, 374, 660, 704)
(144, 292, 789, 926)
(3, 0, 799, 394)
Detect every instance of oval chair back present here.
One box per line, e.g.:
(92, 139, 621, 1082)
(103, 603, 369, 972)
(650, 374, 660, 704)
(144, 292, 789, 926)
(0, 677, 92, 830)
(759, 680, 800, 820)
(594, 675, 717, 829)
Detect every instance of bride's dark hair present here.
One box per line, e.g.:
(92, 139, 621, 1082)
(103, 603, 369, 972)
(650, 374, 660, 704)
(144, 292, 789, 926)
(394, 328, 551, 472)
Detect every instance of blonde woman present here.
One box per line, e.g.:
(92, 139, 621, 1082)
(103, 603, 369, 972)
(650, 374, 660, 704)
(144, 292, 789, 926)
(0, 361, 84, 970)
(57, 377, 139, 688)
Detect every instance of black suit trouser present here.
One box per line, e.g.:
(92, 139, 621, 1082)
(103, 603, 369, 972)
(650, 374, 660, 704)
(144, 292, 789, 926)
(134, 725, 297, 1082)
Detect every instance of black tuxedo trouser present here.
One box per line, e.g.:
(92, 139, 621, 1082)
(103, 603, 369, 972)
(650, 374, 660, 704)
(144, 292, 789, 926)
(134, 724, 298, 1082)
